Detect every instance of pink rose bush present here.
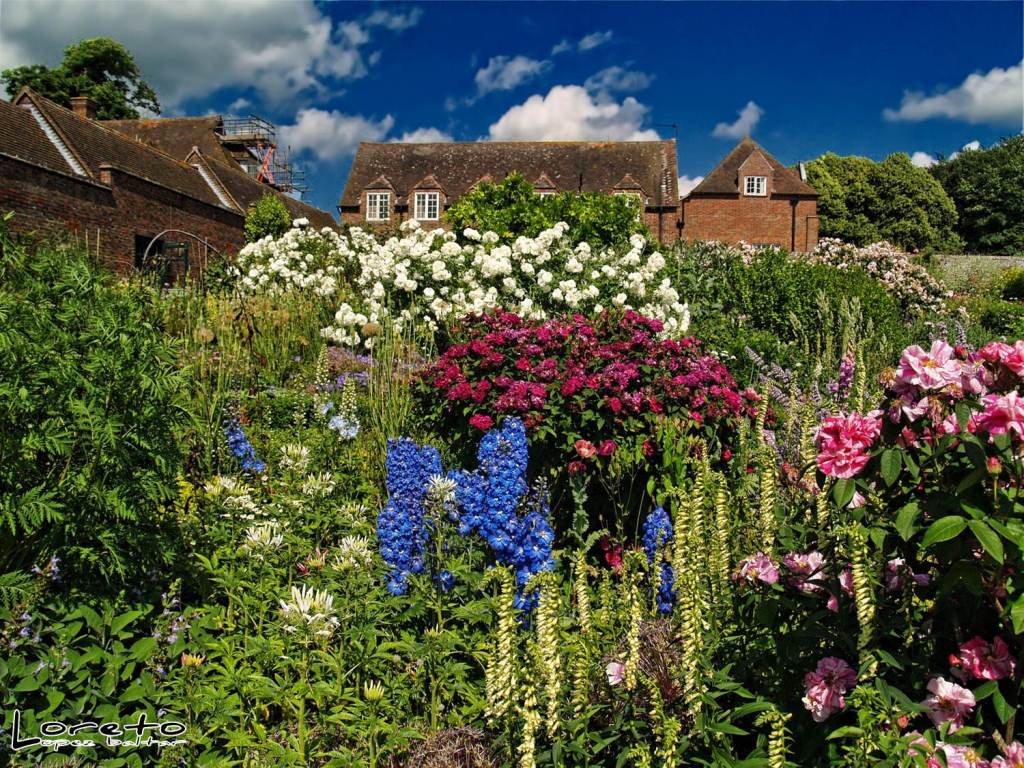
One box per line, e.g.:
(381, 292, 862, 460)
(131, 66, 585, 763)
(992, 742, 1024, 768)
(734, 552, 779, 585)
(815, 410, 883, 478)
(951, 636, 1016, 681)
(802, 656, 857, 722)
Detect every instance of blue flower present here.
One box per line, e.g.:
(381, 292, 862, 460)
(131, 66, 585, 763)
(222, 414, 266, 473)
(377, 438, 443, 594)
(437, 570, 455, 593)
(642, 506, 672, 564)
(656, 562, 675, 614)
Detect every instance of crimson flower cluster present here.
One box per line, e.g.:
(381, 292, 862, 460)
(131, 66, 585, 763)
(421, 310, 756, 470)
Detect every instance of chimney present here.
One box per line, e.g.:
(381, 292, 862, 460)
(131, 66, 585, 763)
(70, 96, 96, 120)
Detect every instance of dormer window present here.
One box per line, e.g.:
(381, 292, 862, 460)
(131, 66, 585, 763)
(366, 191, 391, 221)
(537, 191, 556, 199)
(614, 191, 644, 220)
(744, 176, 767, 196)
(414, 191, 440, 220)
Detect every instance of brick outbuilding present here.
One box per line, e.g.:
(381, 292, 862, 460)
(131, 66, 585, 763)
(0, 88, 333, 275)
(681, 137, 819, 252)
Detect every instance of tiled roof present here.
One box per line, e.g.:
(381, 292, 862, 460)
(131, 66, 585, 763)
(688, 137, 817, 197)
(0, 99, 75, 176)
(199, 154, 336, 229)
(18, 91, 229, 208)
(340, 140, 679, 208)
(3, 90, 336, 226)
(103, 116, 238, 164)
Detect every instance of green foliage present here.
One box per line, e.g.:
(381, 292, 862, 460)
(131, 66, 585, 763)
(669, 242, 911, 379)
(2, 37, 160, 119)
(244, 192, 293, 243)
(1001, 266, 1024, 301)
(931, 136, 1024, 254)
(444, 172, 650, 246)
(806, 152, 963, 252)
(0, 216, 187, 586)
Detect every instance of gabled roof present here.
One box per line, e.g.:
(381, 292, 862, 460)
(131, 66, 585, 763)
(612, 173, 646, 193)
(687, 137, 817, 197)
(532, 173, 557, 189)
(15, 89, 229, 208)
(2, 89, 335, 227)
(340, 140, 679, 208)
(104, 116, 238, 165)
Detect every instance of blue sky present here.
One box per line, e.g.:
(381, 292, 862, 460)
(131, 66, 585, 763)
(3, 1, 1022, 214)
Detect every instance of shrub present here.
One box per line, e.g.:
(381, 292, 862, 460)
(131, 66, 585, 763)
(230, 218, 347, 296)
(321, 220, 689, 348)
(1001, 266, 1024, 301)
(244, 192, 292, 243)
(808, 238, 951, 317)
(0, 216, 188, 586)
(444, 172, 649, 246)
(416, 310, 755, 534)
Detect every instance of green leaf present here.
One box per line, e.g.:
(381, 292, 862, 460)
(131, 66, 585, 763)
(880, 449, 901, 486)
(992, 687, 1014, 724)
(827, 726, 865, 740)
(833, 478, 856, 508)
(967, 519, 1004, 563)
(955, 400, 973, 431)
(956, 466, 987, 494)
(921, 515, 966, 548)
(110, 610, 143, 636)
(895, 502, 920, 542)
(129, 637, 158, 661)
(971, 680, 997, 700)
(120, 682, 148, 703)
(1010, 595, 1024, 634)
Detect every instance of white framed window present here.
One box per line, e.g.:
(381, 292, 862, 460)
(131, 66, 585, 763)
(414, 191, 440, 220)
(744, 176, 767, 196)
(365, 191, 391, 221)
(537, 191, 556, 198)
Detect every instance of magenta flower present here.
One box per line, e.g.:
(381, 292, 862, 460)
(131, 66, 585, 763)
(574, 439, 597, 459)
(815, 411, 882, 479)
(991, 741, 1024, 768)
(827, 567, 854, 612)
(896, 340, 963, 391)
(976, 391, 1024, 442)
(469, 414, 494, 431)
(956, 636, 1016, 681)
(884, 558, 930, 593)
(735, 552, 779, 585)
(802, 656, 857, 722)
(923, 676, 976, 732)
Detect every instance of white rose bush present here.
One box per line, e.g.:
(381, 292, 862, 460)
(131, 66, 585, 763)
(322, 220, 690, 347)
(228, 218, 347, 297)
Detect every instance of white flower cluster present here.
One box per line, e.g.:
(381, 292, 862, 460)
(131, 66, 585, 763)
(229, 222, 347, 297)
(808, 238, 951, 316)
(279, 584, 339, 638)
(319, 220, 690, 348)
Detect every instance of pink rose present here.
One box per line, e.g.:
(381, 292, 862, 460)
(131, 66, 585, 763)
(574, 439, 597, 459)
(896, 340, 963, 391)
(605, 661, 625, 686)
(957, 636, 1016, 681)
(735, 552, 779, 585)
(991, 741, 1024, 768)
(597, 439, 617, 457)
(783, 550, 827, 593)
(828, 567, 854, 612)
(815, 411, 882, 479)
(923, 676, 975, 732)
(976, 391, 1024, 442)
(802, 657, 857, 722)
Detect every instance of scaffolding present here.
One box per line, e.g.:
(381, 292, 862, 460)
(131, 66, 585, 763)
(218, 115, 308, 196)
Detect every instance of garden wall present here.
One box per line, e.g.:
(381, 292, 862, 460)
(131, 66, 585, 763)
(681, 195, 819, 252)
(0, 154, 247, 274)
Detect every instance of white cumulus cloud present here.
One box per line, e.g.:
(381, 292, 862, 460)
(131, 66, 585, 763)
(280, 108, 394, 161)
(712, 100, 764, 139)
(395, 127, 453, 143)
(949, 140, 983, 160)
(475, 55, 552, 96)
(883, 60, 1023, 127)
(584, 66, 653, 94)
(909, 151, 937, 168)
(678, 175, 704, 196)
(0, 0, 422, 109)
(488, 85, 660, 141)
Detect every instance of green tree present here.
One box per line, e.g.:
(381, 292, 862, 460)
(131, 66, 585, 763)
(2, 37, 160, 119)
(805, 152, 962, 252)
(444, 172, 649, 246)
(931, 136, 1024, 254)
(245, 193, 292, 242)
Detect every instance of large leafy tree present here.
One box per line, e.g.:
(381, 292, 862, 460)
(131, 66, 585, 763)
(444, 173, 649, 246)
(931, 136, 1024, 255)
(2, 37, 160, 119)
(806, 152, 962, 252)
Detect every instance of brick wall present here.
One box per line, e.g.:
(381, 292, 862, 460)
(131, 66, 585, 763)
(680, 195, 818, 252)
(0, 154, 247, 274)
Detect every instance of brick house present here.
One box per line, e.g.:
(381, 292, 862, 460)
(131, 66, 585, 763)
(681, 137, 819, 251)
(339, 140, 681, 243)
(0, 88, 333, 275)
